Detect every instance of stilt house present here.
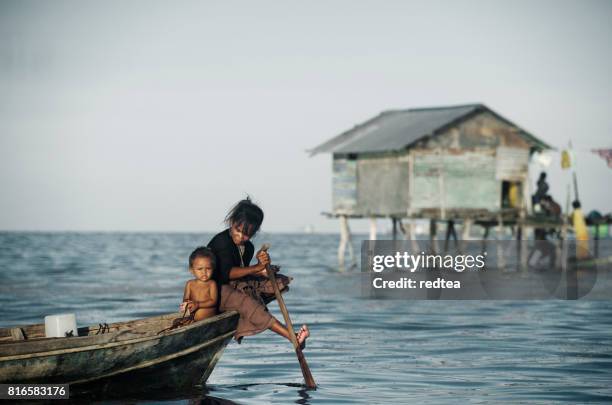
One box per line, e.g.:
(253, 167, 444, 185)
(310, 104, 551, 222)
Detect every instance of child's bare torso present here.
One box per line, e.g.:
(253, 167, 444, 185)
(186, 279, 217, 321)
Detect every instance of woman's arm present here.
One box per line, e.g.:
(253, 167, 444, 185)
(228, 248, 270, 279)
(228, 263, 266, 279)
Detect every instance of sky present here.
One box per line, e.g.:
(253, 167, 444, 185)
(1, 0, 611, 233)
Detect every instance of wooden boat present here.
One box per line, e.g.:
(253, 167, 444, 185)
(0, 311, 239, 395)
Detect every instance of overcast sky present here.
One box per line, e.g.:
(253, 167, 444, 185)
(1, 0, 611, 233)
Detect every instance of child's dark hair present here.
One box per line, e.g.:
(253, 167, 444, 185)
(225, 197, 264, 237)
(189, 246, 216, 269)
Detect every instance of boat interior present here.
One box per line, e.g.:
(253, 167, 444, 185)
(0, 312, 235, 357)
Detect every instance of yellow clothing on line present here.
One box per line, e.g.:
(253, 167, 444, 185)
(572, 208, 589, 259)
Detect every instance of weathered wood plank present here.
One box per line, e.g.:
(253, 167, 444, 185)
(332, 158, 358, 213)
(357, 155, 409, 215)
(0, 311, 239, 392)
(412, 151, 499, 211)
(496, 146, 529, 181)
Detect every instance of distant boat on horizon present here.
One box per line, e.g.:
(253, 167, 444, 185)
(303, 225, 315, 234)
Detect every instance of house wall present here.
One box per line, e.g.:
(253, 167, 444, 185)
(410, 150, 499, 212)
(331, 111, 531, 217)
(495, 146, 530, 181)
(356, 154, 410, 216)
(332, 158, 357, 214)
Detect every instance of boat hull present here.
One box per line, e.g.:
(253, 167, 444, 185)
(0, 311, 239, 394)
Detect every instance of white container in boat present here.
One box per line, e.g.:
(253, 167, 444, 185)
(44, 313, 77, 338)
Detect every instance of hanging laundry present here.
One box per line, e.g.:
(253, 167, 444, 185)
(561, 150, 571, 169)
(591, 149, 612, 168)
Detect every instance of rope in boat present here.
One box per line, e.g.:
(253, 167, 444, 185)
(156, 307, 194, 335)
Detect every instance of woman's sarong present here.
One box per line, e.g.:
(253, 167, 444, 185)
(228, 265, 291, 305)
(219, 284, 275, 341)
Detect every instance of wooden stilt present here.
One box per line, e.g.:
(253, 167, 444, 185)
(437, 147, 446, 220)
(398, 219, 405, 238)
(496, 214, 506, 271)
(560, 220, 568, 278)
(481, 225, 489, 256)
(517, 223, 522, 271)
(461, 218, 472, 240)
(429, 219, 438, 254)
(522, 179, 532, 215)
(594, 224, 600, 258)
(408, 220, 420, 253)
(553, 236, 561, 271)
(369, 217, 377, 241)
(444, 220, 457, 252)
(460, 218, 472, 254)
(347, 219, 356, 268)
(338, 215, 349, 270)
(519, 221, 528, 273)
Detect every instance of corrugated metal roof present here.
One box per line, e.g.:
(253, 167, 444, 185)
(309, 104, 551, 155)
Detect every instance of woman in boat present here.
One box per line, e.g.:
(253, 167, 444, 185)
(207, 197, 309, 345)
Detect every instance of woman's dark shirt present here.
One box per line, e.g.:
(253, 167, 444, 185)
(207, 229, 254, 286)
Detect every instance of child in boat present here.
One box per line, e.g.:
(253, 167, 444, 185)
(179, 247, 218, 321)
(180, 244, 310, 348)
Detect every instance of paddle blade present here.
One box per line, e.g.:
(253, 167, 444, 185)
(297, 348, 317, 389)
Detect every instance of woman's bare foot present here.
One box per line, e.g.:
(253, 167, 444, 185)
(296, 324, 310, 350)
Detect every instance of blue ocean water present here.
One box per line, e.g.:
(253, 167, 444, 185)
(1, 232, 611, 404)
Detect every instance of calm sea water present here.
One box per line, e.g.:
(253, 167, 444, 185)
(1, 232, 611, 404)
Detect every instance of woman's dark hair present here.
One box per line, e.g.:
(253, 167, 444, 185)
(189, 246, 216, 269)
(225, 197, 264, 237)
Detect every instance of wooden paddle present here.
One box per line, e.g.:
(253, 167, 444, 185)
(260, 244, 316, 389)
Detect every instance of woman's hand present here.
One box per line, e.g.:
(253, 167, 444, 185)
(253, 249, 271, 277)
(256, 249, 271, 267)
